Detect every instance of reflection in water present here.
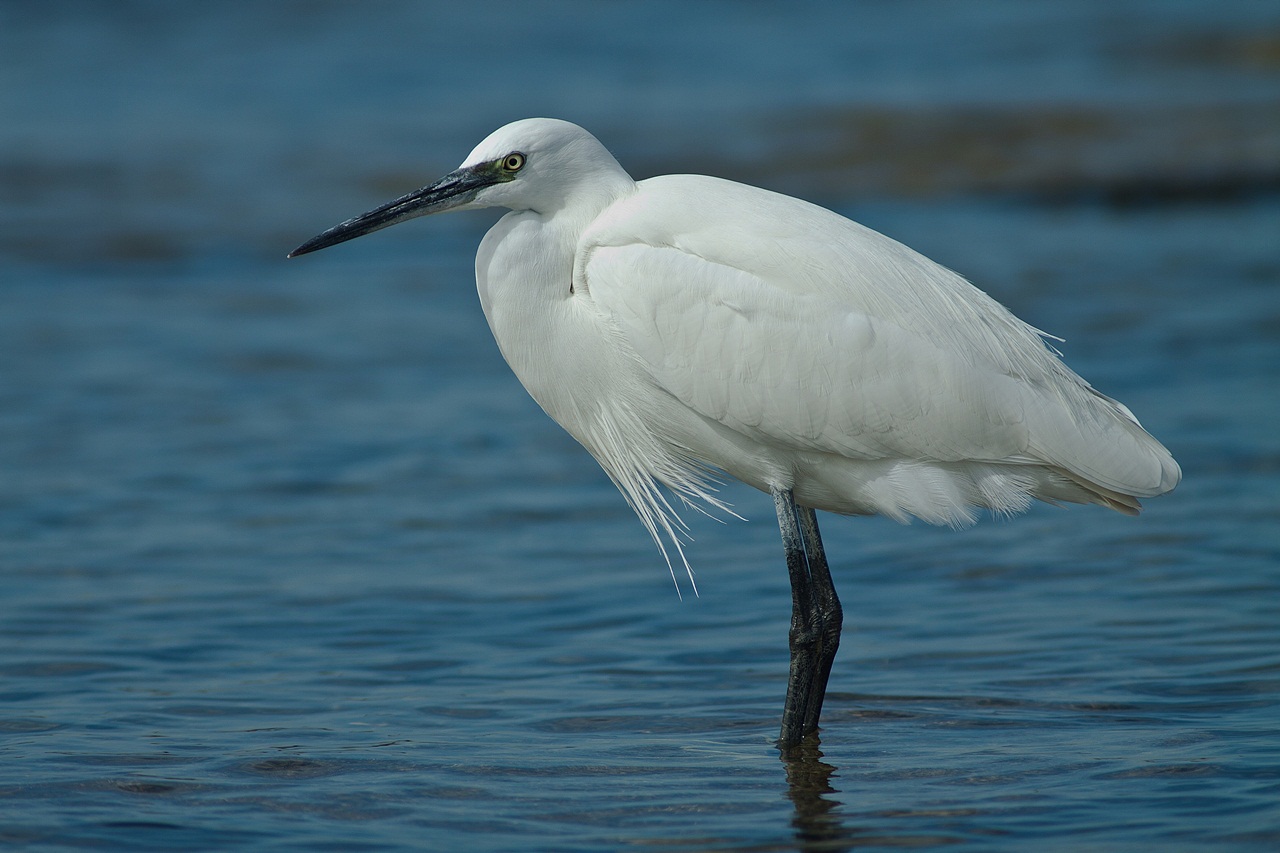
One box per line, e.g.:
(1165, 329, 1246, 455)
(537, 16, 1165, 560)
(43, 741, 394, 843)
(782, 738, 850, 852)
(782, 736, 966, 849)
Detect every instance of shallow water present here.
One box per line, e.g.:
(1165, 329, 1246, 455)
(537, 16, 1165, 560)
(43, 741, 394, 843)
(3, 2, 1279, 850)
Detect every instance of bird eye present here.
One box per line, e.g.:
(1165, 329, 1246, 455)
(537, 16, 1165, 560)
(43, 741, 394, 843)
(501, 153, 526, 173)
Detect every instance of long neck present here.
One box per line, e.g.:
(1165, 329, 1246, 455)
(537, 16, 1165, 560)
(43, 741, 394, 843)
(471, 199, 621, 448)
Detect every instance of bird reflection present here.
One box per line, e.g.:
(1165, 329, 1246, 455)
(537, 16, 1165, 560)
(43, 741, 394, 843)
(782, 737, 851, 851)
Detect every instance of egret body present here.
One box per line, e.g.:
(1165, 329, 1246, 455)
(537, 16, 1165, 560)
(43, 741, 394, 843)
(290, 118, 1180, 749)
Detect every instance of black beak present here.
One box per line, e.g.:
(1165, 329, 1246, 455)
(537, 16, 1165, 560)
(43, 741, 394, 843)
(288, 164, 502, 258)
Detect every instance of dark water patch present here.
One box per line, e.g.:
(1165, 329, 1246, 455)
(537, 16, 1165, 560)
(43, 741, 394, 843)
(109, 780, 196, 796)
(235, 757, 347, 780)
(724, 104, 1280, 208)
(1137, 28, 1280, 72)
(0, 717, 63, 734)
(0, 660, 129, 678)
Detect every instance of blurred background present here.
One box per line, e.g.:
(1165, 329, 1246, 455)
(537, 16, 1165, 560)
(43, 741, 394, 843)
(2, 2, 1278, 850)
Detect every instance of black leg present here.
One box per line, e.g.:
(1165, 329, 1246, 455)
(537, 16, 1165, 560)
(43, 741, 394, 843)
(773, 486, 843, 750)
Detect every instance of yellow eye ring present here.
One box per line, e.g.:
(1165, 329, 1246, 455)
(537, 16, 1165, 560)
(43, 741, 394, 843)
(501, 152, 526, 172)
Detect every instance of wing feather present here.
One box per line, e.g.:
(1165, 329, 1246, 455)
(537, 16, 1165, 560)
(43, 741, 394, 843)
(578, 175, 1179, 499)
(589, 242, 1029, 463)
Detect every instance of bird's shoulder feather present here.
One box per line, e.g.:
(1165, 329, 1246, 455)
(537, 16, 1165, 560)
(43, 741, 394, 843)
(575, 175, 1177, 496)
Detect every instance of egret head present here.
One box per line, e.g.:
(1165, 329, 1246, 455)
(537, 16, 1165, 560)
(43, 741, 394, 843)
(288, 118, 632, 258)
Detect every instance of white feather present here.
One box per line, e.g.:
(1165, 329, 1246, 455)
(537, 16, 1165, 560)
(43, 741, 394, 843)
(462, 120, 1177, 568)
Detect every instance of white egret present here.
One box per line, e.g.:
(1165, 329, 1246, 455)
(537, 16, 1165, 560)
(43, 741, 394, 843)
(289, 118, 1180, 749)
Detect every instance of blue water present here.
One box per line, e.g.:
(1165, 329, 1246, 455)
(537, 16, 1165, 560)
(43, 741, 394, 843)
(3, 2, 1279, 850)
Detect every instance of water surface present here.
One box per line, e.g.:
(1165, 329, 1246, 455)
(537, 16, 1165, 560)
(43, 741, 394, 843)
(2, 2, 1279, 850)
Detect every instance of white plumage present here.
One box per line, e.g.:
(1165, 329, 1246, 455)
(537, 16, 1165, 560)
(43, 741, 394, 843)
(290, 117, 1180, 747)
(470, 123, 1177, 540)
